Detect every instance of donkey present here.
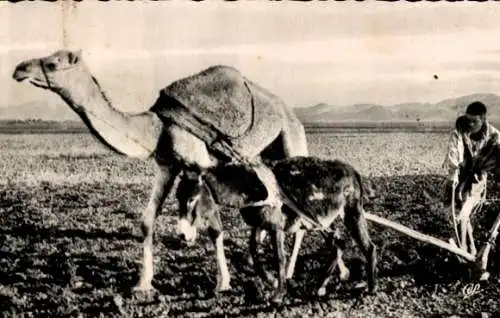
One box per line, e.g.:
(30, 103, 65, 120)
(175, 156, 377, 303)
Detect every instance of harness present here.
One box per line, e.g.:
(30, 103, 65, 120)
(194, 164, 334, 233)
(154, 80, 257, 162)
(40, 60, 52, 90)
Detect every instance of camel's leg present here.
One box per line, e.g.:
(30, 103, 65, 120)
(286, 229, 305, 279)
(169, 125, 215, 168)
(134, 165, 178, 291)
(280, 116, 309, 158)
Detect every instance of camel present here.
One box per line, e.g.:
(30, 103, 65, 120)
(12, 50, 309, 292)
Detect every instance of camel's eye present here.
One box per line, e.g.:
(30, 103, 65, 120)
(45, 62, 57, 71)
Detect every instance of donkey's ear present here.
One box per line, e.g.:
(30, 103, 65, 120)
(183, 163, 203, 180)
(183, 169, 199, 181)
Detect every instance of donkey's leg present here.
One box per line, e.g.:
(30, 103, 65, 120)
(345, 207, 377, 294)
(337, 248, 350, 282)
(270, 228, 287, 304)
(331, 230, 350, 282)
(317, 231, 349, 297)
(209, 227, 231, 292)
(317, 244, 341, 297)
(247, 228, 267, 267)
(249, 227, 277, 287)
(134, 165, 179, 291)
(286, 229, 305, 279)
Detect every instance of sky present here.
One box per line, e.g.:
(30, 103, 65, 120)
(2, 2, 500, 113)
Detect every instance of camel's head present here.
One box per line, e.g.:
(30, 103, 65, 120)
(12, 50, 84, 91)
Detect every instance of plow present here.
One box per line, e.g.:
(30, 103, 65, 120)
(363, 135, 500, 282)
(365, 196, 500, 281)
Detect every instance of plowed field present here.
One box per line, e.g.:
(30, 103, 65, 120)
(1, 132, 500, 317)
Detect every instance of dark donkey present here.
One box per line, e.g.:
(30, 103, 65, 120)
(175, 156, 377, 303)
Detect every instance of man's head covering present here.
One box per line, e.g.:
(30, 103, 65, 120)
(465, 101, 487, 116)
(455, 115, 473, 134)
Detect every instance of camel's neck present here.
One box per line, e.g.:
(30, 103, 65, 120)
(54, 70, 163, 158)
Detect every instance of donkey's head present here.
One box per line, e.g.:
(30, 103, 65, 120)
(175, 166, 217, 244)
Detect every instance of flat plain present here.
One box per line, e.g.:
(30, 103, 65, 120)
(1, 130, 500, 317)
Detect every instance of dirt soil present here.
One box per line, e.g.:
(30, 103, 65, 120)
(2, 175, 500, 317)
(1, 132, 500, 317)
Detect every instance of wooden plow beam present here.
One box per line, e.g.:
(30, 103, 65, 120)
(364, 212, 476, 262)
(364, 208, 500, 280)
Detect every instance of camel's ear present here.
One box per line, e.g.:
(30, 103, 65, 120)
(68, 50, 82, 65)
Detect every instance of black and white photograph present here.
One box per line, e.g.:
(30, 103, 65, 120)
(2, 1, 500, 317)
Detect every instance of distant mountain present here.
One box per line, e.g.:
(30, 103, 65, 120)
(0, 101, 78, 121)
(294, 93, 500, 123)
(3, 93, 500, 124)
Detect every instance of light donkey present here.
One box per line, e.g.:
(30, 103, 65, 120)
(175, 156, 377, 303)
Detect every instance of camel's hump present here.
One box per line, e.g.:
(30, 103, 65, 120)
(154, 65, 253, 139)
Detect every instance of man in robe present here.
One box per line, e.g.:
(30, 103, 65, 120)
(442, 101, 500, 209)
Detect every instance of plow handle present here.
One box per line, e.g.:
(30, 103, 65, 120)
(476, 210, 500, 271)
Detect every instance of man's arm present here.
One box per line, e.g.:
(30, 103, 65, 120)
(442, 130, 463, 183)
(488, 124, 500, 143)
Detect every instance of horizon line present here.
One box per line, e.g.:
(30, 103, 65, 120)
(5, 91, 499, 110)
